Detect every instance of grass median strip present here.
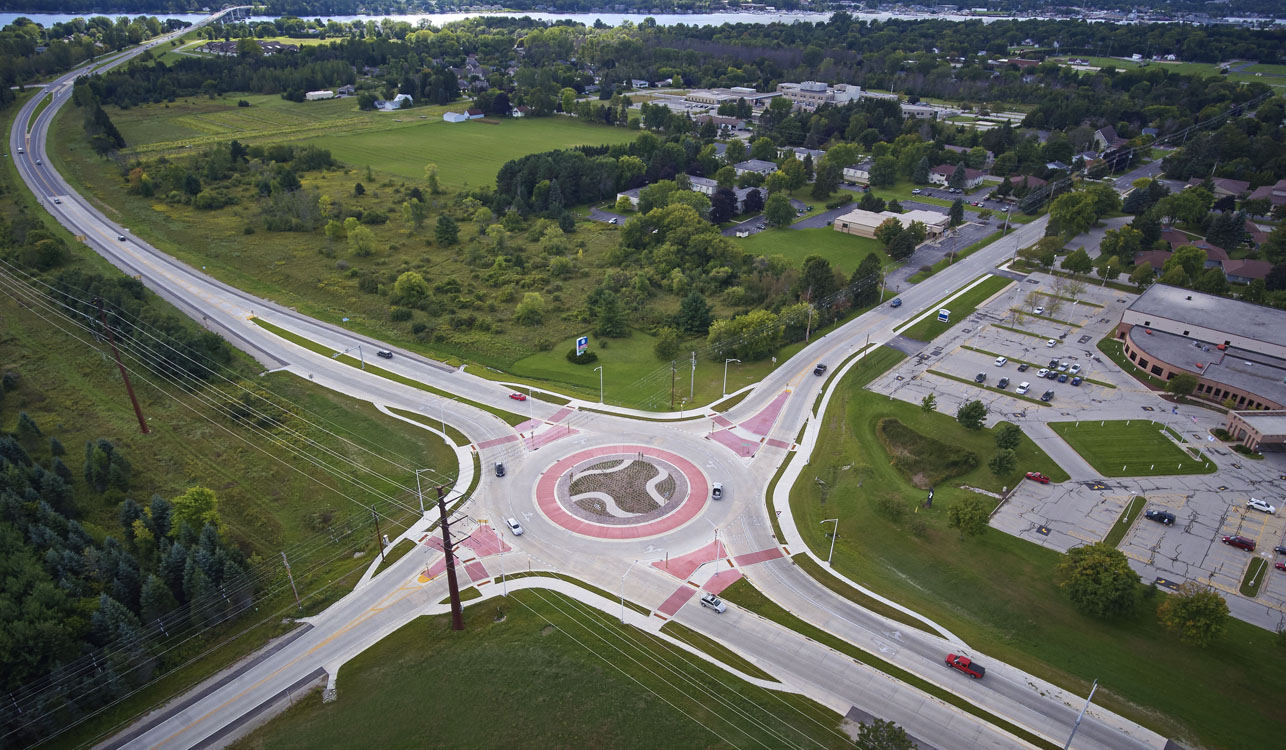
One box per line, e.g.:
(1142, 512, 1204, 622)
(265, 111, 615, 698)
(1007, 309, 1082, 328)
(898, 274, 1014, 342)
(992, 323, 1048, 340)
(372, 539, 416, 578)
(926, 370, 1050, 406)
(1035, 291, 1104, 309)
(960, 346, 1115, 388)
(251, 317, 527, 427)
(504, 572, 650, 615)
(718, 578, 1060, 750)
(386, 406, 472, 447)
(1104, 497, 1145, 548)
(791, 555, 935, 635)
(1240, 559, 1268, 597)
(659, 621, 780, 682)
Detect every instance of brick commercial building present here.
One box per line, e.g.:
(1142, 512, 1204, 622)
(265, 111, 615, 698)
(1223, 410, 1286, 452)
(832, 208, 949, 240)
(1115, 284, 1286, 411)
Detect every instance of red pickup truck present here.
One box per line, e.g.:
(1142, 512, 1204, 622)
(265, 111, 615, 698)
(946, 653, 986, 679)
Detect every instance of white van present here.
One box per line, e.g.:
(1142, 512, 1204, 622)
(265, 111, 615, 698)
(1015, 382, 1031, 395)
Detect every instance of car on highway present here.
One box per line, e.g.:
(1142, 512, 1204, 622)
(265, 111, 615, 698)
(15, 147, 21, 154)
(813, 364, 827, 376)
(53, 198, 60, 204)
(1037, 368, 1049, 378)
(998, 377, 1009, 389)
(1041, 389, 1054, 402)
(700, 593, 727, 613)
(509, 392, 527, 401)
(712, 482, 724, 500)
(994, 356, 1007, 367)
(376, 350, 393, 359)
(945, 653, 985, 679)
(35, 159, 40, 165)
(890, 298, 902, 308)
(974, 372, 986, 383)
(1145, 509, 1176, 525)
(117, 234, 126, 241)
(1222, 535, 1255, 551)
(505, 517, 524, 536)
(1016, 363, 1029, 372)
(1025, 471, 1050, 484)
(1015, 381, 1030, 395)
(1248, 498, 1277, 514)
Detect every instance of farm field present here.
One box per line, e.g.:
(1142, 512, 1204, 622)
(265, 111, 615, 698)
(1049, 420, 1217, 476)
(737, 226, 886, 274)
(790, 348, 1286, 750)
(313, 116, 641, 186)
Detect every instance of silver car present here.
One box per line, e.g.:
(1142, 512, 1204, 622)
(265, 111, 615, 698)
(699, 593, 727, 613)
(505, 517, 524, 535)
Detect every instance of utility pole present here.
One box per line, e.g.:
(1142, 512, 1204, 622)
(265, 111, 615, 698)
(371, 507, 385, 564)
(689, 351, 695, 401)
(670, 360, 676, 410)
(95, 298, 149, 434)
(1063, 679, 1099, 749)
(437, 486, 464, 631)
(281, 552, 301, 610)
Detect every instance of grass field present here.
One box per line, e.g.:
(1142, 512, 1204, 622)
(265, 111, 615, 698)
(314, 116, 641, 186)
(1049, 420, 1217, 476)
(229, 590, 850, 750)
(789, 347, 1286, 750)
(898, 274, 1013, 341)
(736, 226, 887, 274)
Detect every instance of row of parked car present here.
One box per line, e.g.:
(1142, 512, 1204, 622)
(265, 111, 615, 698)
(1144, 500, 1286, 569)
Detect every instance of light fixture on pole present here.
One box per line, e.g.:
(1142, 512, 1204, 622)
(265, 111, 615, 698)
(594, 366, 604, 403)
(620, 559, 639, 623)
(723, 358, 740, 396)
(820, 518, 839, 566)
(414, 468, 433, 515)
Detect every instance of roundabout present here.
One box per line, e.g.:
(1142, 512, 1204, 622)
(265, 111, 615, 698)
(534, 445, 709, 540)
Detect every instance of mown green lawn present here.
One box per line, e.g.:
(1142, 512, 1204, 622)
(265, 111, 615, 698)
(314, 116, 640, 186)
(1050, 420, 1216, 476)
(736, 226, 887, 274)
(898, 274, 1013, 341)
(229, 590, 850, 750)
(791, 348, 1286, 750)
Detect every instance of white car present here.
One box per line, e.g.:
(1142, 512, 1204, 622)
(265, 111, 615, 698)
(1046, 339, 1057, 348)
(1069, 363, 1081, 375)
(1247, 498, 1276, 515)
(711, 482, 724, 500)
(1037, 368, 1049, 378)
(699, 593, 727, 613)
(1015, 381, 1031, 395)
(1034, 306, 1045, 315)
(994, 356, 1007, 367)
(505, 517, 524, 535)
(608, 217, 618, 225)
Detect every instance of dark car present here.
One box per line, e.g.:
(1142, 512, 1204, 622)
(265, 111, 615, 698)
(1276, 545, 1286, 555)
(1016, 363, 1029, 372)
(1145, 509, 1176, 525)
(890, 298, 903, 308)
(1048, 359, 1059, 368)
(1222, 535, 1255, 551)
(495, 462, 506, 478)
(1057, 373, 1069, 383)
(974, 372, 986, 383)
(1045, 370, 1058, 380)
(376, 350, 393, 359)
(1071, 376, 1083, 386)
(1041, 390, 1054, 402)
(813, 364, 827, 376)
(998, 377, 1010, 389)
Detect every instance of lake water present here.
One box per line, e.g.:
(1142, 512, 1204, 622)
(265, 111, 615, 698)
(1, 9, 1016, 30)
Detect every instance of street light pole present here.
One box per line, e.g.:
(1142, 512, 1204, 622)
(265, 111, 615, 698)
(723, 358, 740, 396)
(821, 518, 839, 566)
(620, 559, 639, 623)
(707, 519, 722, 577)
(1063, 679, 1099, 750)
(594, 366, 603, 403)
(414, 468, 429, 515)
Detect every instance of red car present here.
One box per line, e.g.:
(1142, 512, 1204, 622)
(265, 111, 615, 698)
(1222, 535, 1255, 551)
(946, 653, 986, 679)
(508, 392, 527, 401)
(1025, 471, 1050, 484)
(1276, 562, 1286, 572)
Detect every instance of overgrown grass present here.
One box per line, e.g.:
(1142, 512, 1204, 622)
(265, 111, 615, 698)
(876, 417, 980, 487)
(1104, 497, 1146, 548)
(230, 590, 850, 750)
(791, 345, 1286, 750)
(897, 274, 1014, 341)
(736, 226, 888, 273)
(1049, 420, 1216, 476)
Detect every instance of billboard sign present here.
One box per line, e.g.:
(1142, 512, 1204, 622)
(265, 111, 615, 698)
(576, 336, 589, 356)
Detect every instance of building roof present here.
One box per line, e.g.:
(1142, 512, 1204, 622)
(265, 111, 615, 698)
(688, 176, 718, 188)
(1230, 411, 1286, 436)
(1133, 250, 1172, 270)
(845, 159, 874, 171)
(1187, 177, 1251, 195)
(1248, 178, 1286, 205)
(1222, 258, 1273, 281)
(931, 164, 984, 180)
(1128, 327, 1286, 407)
(835, 207, 948, 229)
(735, 159, 778, 172)
(1127, 284, 1286, 349)
(1009, 174, 1047, 187)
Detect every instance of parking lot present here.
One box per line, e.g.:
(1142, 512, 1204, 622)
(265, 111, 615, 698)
(868, 268, 1286, 630)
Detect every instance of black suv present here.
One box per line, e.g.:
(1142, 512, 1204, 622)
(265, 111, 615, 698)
(1145, 509, 1176, 525)
(813, 364, 827, 376)
(1040, 390, 1054, 402)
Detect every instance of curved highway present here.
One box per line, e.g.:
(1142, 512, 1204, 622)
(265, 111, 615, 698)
(9, 17, 1170, 750)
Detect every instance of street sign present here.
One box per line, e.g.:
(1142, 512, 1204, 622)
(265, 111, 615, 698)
(576, 335, 589, 356)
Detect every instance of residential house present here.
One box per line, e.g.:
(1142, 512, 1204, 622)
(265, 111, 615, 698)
(733, 159, 778, 177)
(1248, 178, 1286, 207)
(842, 159, 874, 185)
(615, 186, 645, 208)
(1093, 126, 1128, 152)
(1133, 249, 1172, 271)
(1223, 259, 1273, 284)
(337, 84, 356, 96)
(375, 93, 413, 111)
(1186, 177, 1251, 198)
(1160, 230, 1228, 267)
(1044, 161, 1070, 172)
(466, 108, 484, 119)
(630, 79, 651, 89)
(511, 105, 532, 118)
(928, 164, 984, 189)
(943, 144, 994, 169)
(688, 176, 719, 196)
(1245, 220, 1270, 248)
(1009, 175, 1047, 189)
(779, 146, 826, 162)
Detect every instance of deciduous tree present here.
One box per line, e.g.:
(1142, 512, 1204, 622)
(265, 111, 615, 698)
(1157, 582, 1230, 647)
(948, 496, 990, 538)
(956, 399, 987, 430)
(1057, 542, 1138, 618)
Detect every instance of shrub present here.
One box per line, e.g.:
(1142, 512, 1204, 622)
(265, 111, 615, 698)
(825, 194, 854, 210)
(389, 307, 413, 322)
(359, 210, 389, 225)
(874, 496, 906, 522)
(565, 349, 599, 365)
(411, 322, 428, 334)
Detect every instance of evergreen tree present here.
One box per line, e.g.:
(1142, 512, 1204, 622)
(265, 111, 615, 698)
(675, 291, 713, 335)
(140, 573, 179, 624)
(16, 412, 41, 442)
